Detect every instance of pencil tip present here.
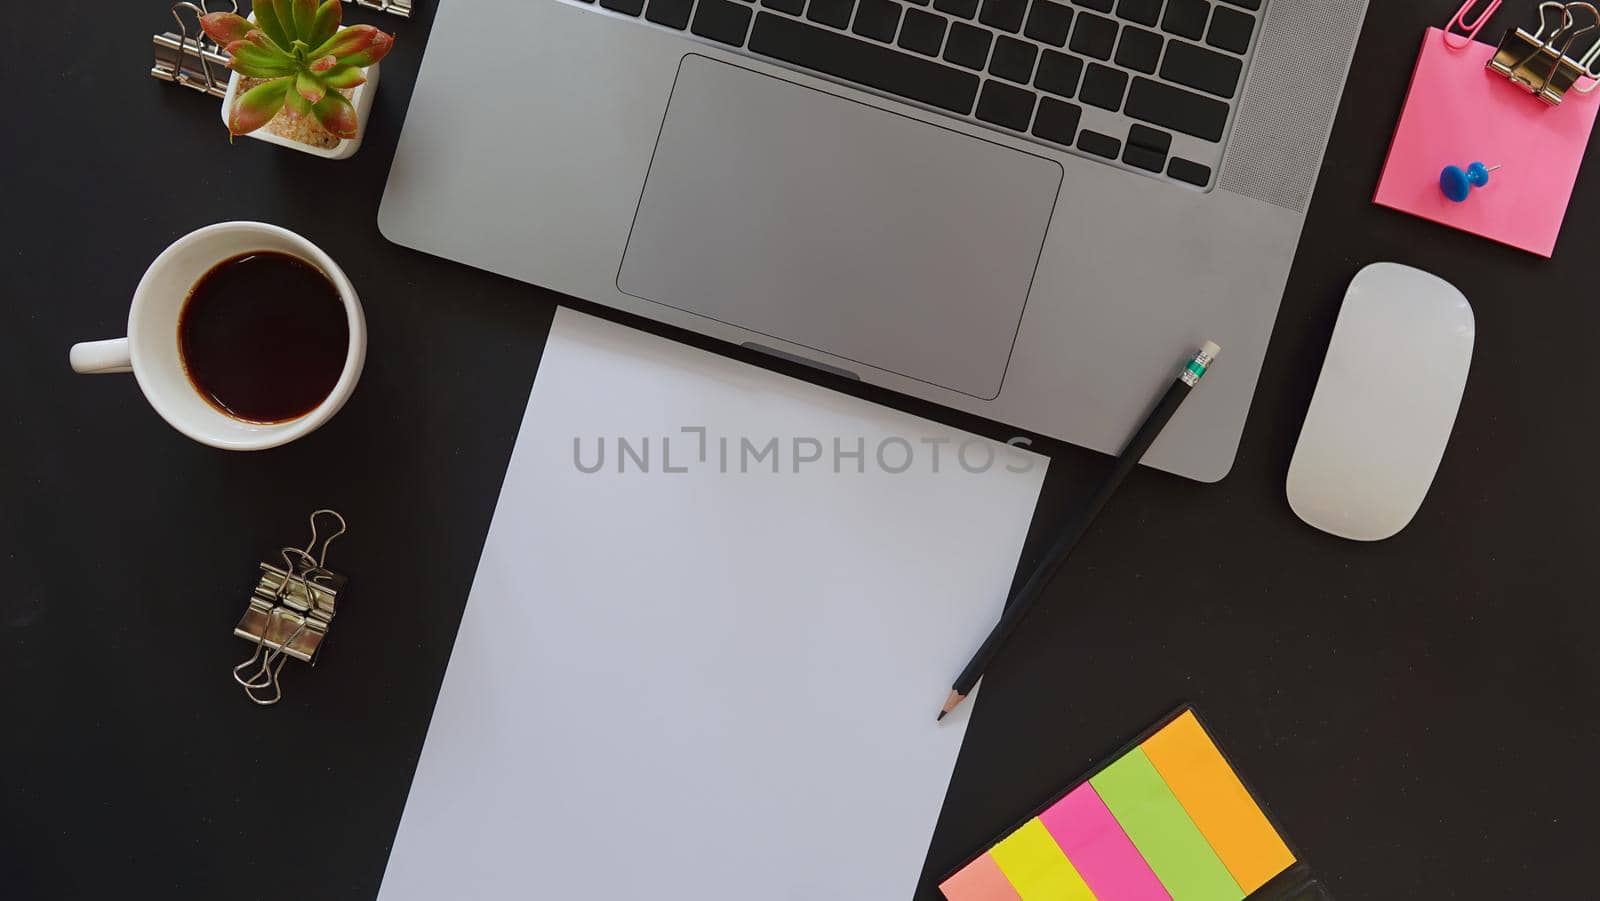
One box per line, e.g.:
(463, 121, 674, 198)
(936, 710, 947, 722)
(938, 689, 966, 722)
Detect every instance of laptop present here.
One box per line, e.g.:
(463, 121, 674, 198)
(379, 0, 1369, 482)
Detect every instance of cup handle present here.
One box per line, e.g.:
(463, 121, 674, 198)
(70, 338, 133, 374)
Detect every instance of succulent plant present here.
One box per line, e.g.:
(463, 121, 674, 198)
(201, 2, 395, 140)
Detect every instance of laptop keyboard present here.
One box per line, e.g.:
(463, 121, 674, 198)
(580, 0, 1263, 189)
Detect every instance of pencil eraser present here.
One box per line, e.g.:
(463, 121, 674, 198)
(1202, 341, 1221, 359)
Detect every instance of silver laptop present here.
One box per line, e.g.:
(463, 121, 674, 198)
(379, 0, 1368, 481)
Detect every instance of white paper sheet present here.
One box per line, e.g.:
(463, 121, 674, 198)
(378, 309, 1048, 901)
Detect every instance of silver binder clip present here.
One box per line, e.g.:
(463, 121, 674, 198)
(151, 0, 412, 99)
(151, 1, 236, 98)
(1488, 1, 1600, 105)
(232, 510, 350, 706)
(352, 0, 414, 18)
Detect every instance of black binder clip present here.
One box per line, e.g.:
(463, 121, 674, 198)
(1488, 1, 1600, 105)
(232, 510, 349, 706)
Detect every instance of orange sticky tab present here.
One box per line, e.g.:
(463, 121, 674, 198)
(940, 853, 1024, 901)
(1142, 711, 1296, 893)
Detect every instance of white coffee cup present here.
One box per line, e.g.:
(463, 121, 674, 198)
(69, 221, 366, 451)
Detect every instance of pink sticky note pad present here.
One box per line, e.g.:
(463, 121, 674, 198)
(1039, 784, 1171, 900)
(1374, 27, 1600, 257)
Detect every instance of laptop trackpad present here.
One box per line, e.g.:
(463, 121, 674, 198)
(618, 55, 1063, 400)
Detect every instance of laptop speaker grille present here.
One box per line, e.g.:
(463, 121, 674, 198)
(1219, 0, 1368, 212)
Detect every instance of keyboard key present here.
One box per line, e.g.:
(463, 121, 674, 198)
(1035, 49, 1083, 96)
(905, 0, 929, 6)
(1116, 0, 1160, 26)
(990, 36, 1038, 82)
(1207, 6, 1254, 54)
(975, 80, 1036, 130)
(763, 0, 804, 11)
(1025, 1, 1074, 46)
(1070, 13, 1117, 59)
(646, 0, 693, 28)
(807, 0, 854, 27)
(694, 0, 754, 41)
(1168, 156, 1212, 186)
(1077, 129, 1120, 158)
(934, 0, 979, 18)
(1123, 143, 1165, 171)
(1075, 0, 1113, 10)
(750, 12, 981, 112)
(1116, 25, 1162, 73)
(1161, 39, 1242, 97)
(1127, 122, 1170, 151)
(1031, 96, 1082, 145)
(944, 22, 992, 68)
(1122, 123, 1170, 171)
(1218, 0, 1258, 9)
(1080, 62, 1127, 110)
(979, 0, 1027, 32)
(898, 8, 947, 54)
(1126, 76, 1228, 140)
(854, 0, 902, 40)
(1162, 0, 1209, 40)
(600, 0, 644, 15)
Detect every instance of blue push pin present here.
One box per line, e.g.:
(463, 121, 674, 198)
(1440, 161, 1500, 203)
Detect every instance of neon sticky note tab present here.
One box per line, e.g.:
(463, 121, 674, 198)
(940, 853, 1025, 901)
(1040, 783, 1172, 900)
(1091, 748, 1244, 901)
(1373, 28, 1600, 257)
(1142, 711, 1296, 893)
(989, 818, 1096, 901)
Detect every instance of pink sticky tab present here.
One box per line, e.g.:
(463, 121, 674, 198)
(1374, 27, 1600, 257)
(940, 853, 1023, 901)
(1039, 784, 1172, 901)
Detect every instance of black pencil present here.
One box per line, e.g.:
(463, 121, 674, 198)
(938, 341, 1221, 721)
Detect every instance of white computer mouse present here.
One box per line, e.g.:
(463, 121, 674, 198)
(1286, 262, 1475, 541)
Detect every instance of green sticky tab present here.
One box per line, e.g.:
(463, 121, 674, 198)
(1090, 748, 1244, 901)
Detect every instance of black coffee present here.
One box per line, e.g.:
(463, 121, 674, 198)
(179, 251, 349, 424)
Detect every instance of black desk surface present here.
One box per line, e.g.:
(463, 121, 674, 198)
(4, 1, 1595, 897)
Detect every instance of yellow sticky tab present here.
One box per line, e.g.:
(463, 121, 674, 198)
(989, 818, 1096, 901)
(1142, 711, 1296, 893)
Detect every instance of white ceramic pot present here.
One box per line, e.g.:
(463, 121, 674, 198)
(221, 61, 380, 161)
